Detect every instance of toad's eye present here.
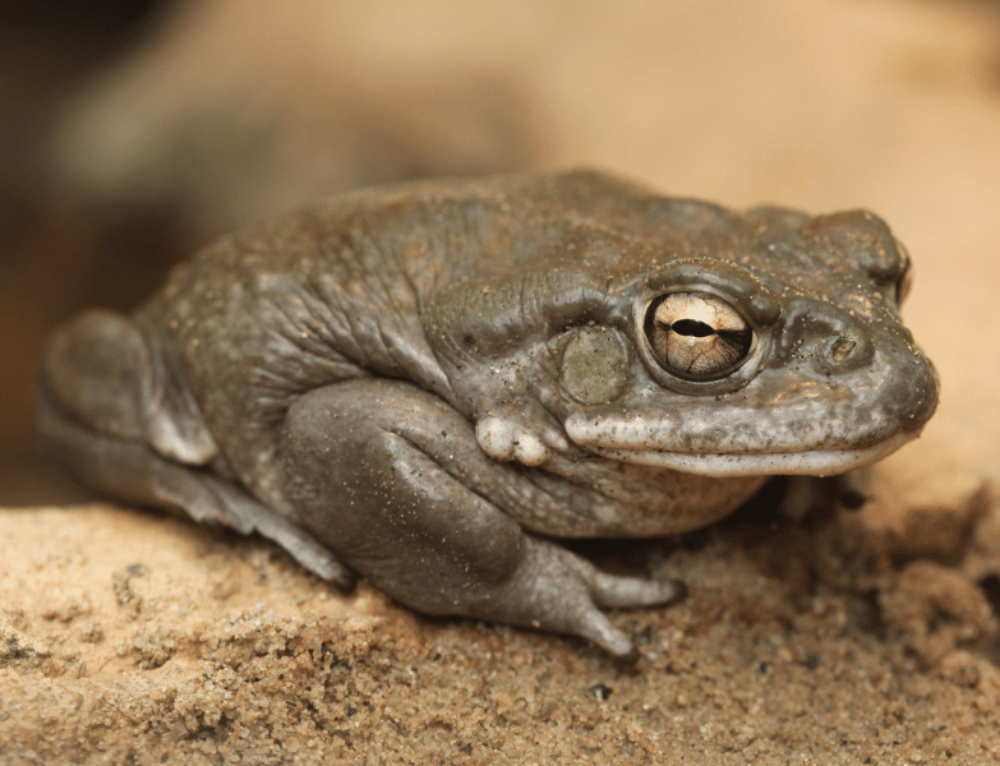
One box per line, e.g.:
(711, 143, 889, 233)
(643, 292, 755, 379)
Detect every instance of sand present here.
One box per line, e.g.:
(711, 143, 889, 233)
(2, 488, 999, 764)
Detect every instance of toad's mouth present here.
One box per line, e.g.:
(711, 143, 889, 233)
(564, 420, 917, 478)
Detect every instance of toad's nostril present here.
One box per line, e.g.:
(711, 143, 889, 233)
(815, 333, 871, 374)
(830, 337, 856, 364)
(780, 299, 875, 375)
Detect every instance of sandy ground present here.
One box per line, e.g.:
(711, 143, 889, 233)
(3, 0, 1000, 763)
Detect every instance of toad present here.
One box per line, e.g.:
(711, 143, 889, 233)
(37, 170, 938, 658)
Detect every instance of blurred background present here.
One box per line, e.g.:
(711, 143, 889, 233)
(2, 0, 999, 509)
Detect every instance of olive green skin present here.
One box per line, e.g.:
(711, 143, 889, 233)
(37, 171, 938, 658)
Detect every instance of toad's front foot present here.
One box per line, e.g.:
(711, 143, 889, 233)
(481, 536, 685, 658)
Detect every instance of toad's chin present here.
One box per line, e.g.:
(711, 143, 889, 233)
(566, 430, 917, 478)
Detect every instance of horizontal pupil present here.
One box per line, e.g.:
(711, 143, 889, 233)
(670, 319, 715, 337)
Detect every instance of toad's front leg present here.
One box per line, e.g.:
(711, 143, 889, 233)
(279, 379, 683, 658)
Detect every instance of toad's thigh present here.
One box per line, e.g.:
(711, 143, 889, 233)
(278, 380, 528, 612)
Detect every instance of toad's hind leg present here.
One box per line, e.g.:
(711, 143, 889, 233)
(36, 309, 352, 585)
(279, 379, 684, 658)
